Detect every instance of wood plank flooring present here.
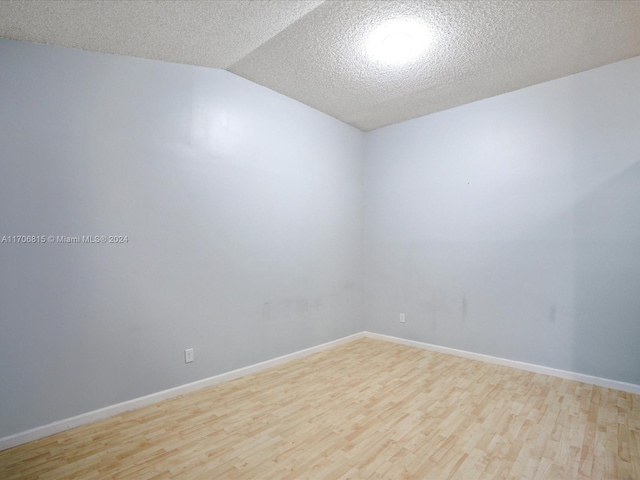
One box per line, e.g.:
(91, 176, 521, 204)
(1, 337, 639, 479)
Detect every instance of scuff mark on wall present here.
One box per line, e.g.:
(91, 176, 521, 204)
(462, 294, 468, 322)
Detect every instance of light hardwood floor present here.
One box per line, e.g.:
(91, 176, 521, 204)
(1, 337, 639, 479)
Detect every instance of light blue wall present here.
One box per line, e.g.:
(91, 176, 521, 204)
(2, 37, 639, 441)
(364, 56, 640, 384)
(0, 40, 365, 438)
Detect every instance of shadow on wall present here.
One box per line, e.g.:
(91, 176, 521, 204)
(572, 160, 640, 384)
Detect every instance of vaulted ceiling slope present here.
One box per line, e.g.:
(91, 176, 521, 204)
(1, 1, 640, 131)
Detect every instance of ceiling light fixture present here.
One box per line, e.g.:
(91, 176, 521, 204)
(366, 20, 432, 65)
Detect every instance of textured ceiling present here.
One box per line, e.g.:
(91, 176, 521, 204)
(1, 0, 640, 131)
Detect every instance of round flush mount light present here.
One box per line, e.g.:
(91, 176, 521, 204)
(366, 20, 433, 65)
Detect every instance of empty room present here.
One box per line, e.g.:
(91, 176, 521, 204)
(1, 1, 639, 478)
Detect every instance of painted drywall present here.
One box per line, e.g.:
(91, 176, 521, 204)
(364, 55, 640, 385)
(2, 36, 639, 443)
(0, 39, 365, 438)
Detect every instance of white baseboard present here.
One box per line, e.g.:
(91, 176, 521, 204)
(363, 331, 640, 395)
(3, 330, 638, 451)
(0, 332, 365, 451)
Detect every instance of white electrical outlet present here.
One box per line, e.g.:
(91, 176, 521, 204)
(399, 313, 406, 323)
(185, 348, 194, 363)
